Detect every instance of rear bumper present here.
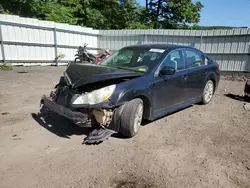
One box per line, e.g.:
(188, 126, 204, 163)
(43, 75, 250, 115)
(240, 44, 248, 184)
(41, 95, 89, 123)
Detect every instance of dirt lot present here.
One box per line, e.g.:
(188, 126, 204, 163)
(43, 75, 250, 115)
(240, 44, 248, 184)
(0, 66, 250, 188)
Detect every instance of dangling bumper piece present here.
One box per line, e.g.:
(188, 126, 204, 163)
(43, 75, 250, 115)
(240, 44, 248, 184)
(41, 95, 89, 124)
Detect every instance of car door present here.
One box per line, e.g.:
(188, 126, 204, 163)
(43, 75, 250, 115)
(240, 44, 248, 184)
(151, 49, 188, 114)
(183, 48, 208, 100)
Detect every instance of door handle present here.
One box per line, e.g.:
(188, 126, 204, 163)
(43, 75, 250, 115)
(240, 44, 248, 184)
(204, 69, 208, 74)
(181, 75, 188, 80)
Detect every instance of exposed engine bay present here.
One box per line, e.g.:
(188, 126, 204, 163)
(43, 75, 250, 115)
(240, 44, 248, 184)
(39, 62, 143, 144)
(41, 83, 117, 144)
(91, 109, 113, 127)
(45, 75, 127, 128)
(49, 79, 113, 126)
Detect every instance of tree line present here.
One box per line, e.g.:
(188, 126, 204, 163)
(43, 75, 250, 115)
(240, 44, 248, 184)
(1, 0, 206, 29)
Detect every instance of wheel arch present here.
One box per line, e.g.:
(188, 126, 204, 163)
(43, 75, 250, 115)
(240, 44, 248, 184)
(204, 72, 217, 94)
(131, 95, 152, 120)
(114, 87, 153, 120)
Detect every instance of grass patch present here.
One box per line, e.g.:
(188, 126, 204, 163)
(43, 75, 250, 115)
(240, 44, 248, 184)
(0, 63, 13, 71)
(98, 49, 104, 55)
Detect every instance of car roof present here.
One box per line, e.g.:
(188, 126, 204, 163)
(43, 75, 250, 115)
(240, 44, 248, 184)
(124, 43, 198, 51)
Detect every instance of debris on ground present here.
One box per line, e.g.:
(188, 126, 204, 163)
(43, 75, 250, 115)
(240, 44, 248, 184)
(12, 138, 22, 140)
(83, 128, 117, 144)
(17, 71, 29, 74)
(1, 112, 10, 115)
(243, 103, 250, 111)
(223, 75, 250, 82)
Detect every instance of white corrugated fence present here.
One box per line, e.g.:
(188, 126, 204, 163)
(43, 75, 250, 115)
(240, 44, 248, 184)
(0, 14, 99, 66)
(0, 14, 250, 72)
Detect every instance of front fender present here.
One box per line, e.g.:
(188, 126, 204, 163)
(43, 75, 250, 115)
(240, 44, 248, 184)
(111, 86, 152, 120)
(114, 86, 151, 106)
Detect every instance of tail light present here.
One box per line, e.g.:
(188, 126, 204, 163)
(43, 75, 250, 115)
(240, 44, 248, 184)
(217, 64, 220, 71)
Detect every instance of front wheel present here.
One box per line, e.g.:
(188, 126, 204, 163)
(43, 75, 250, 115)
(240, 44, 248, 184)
(201, 80, 214, 104)
(120, 98, 144, 138)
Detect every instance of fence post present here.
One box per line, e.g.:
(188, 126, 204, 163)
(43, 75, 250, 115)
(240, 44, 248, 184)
(53, 27, 58, 66)
(144, 34, 148, 44)
(200, 32, 203, 50)
(247, 28, 250, 72)
(0, 23, 6, 63)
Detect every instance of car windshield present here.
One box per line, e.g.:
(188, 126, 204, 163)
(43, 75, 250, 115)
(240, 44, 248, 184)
(100, 47, 166, 73)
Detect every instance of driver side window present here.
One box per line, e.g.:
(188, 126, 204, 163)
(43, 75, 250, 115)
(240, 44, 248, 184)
(162, 50, 185, 70)
(113, 50, 134, 65)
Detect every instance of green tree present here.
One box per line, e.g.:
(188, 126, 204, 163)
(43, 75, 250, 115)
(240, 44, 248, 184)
(83, 0, 144, 29)
(0, 0, 204, 30)
(0, 0, 40, 17)
(38, 1, 78, 24)
(0, 0, 80, 24)
(146, 0, 203, 29)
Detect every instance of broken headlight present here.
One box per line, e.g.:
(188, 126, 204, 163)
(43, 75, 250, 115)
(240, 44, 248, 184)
(72, 84, 116, 105)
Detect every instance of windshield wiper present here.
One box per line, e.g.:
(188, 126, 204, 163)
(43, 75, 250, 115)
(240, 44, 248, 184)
(109, 65, 143, 73)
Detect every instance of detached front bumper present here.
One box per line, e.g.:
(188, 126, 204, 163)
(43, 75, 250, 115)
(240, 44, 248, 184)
(41, 95, 89, 123)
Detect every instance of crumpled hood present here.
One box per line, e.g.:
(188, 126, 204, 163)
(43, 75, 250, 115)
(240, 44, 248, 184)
(64, 63, 144, 88)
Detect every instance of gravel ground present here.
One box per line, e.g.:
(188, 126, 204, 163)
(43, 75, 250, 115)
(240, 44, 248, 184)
(0, 66, 250, 188)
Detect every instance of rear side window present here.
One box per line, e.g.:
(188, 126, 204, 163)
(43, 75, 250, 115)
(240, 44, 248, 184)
(185, 49, 208, 68)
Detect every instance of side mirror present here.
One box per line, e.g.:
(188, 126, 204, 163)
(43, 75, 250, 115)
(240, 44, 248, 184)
(159, 66, 176, 75)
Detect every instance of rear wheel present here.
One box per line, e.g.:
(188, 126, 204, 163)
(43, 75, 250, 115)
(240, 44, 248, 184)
(120, 98, 143, 138)
(201, 80, 214, 104)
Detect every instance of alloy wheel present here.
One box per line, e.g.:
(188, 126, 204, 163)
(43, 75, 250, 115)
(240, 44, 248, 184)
(204, 81, 214, 103)
(133, 103, 143, 133)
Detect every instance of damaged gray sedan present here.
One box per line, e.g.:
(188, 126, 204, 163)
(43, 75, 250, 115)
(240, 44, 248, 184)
(40, 44, 220, 144)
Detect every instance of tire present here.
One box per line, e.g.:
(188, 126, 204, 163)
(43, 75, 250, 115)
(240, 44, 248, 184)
(120, 98, 143, 138)
(74, 57, 81, 63)
(244, 95, 250, 102)
(244, 80, 250, 102)
(244, 80, 250, 96)
(201, 80, 214, 104)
